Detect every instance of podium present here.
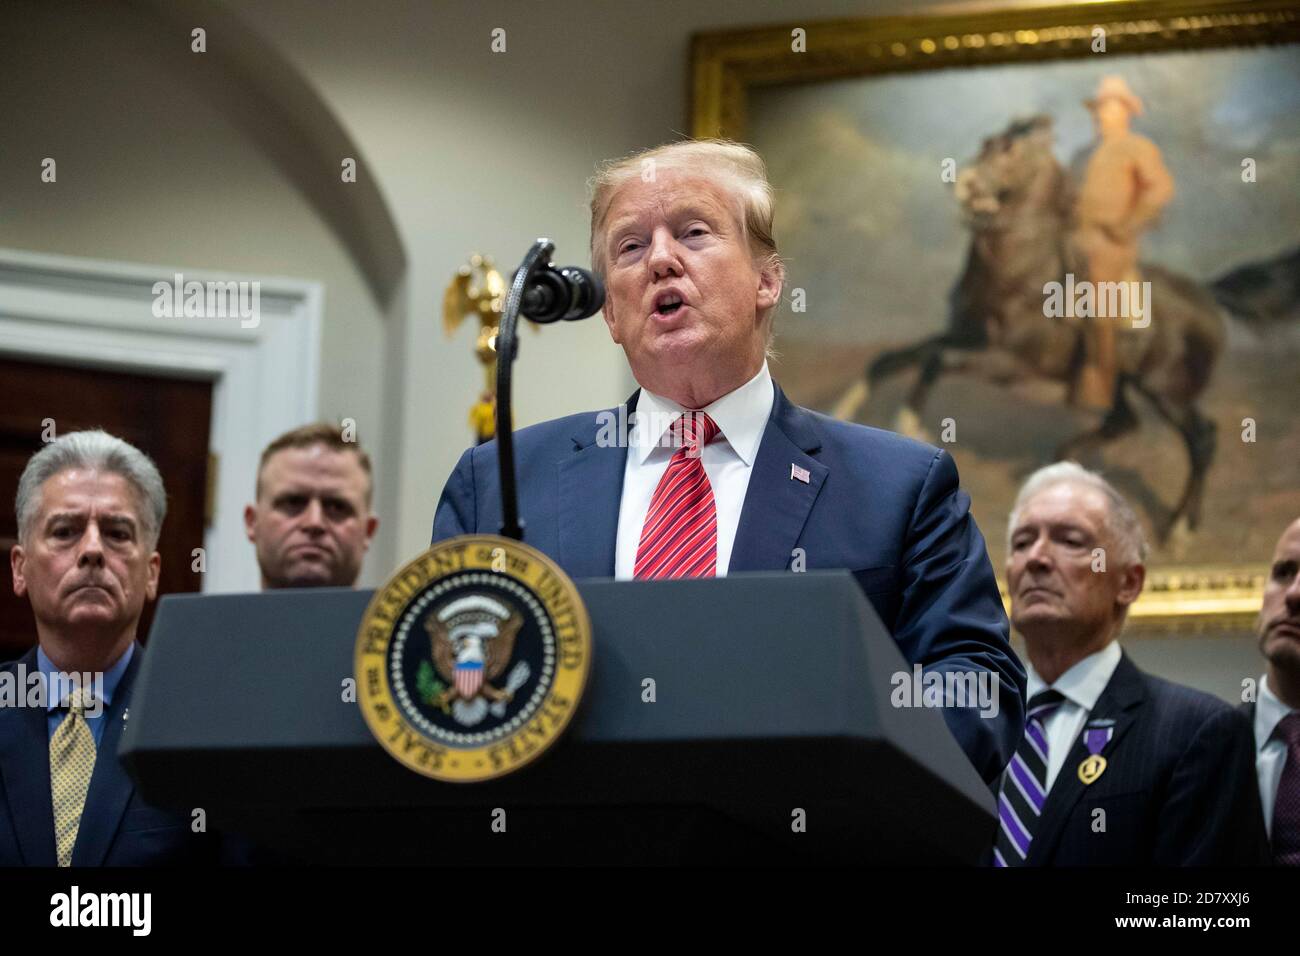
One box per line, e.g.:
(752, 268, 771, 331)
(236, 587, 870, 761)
(120, 570, 995, 864)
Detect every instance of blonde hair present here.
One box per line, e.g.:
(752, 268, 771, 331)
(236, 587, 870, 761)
(587, 139, 784, 318)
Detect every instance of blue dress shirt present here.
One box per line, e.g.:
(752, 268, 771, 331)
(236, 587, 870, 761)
(36, 643, 135, 748)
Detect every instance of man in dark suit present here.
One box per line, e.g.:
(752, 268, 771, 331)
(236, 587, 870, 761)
(993, 462, 1268, 865)
(2, 429, 221, 865)
(1244, 516, 1300, 865)
(433, 139, 1025, 785)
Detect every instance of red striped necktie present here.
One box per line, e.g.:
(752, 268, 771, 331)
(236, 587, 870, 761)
(634, 411, 722, 580)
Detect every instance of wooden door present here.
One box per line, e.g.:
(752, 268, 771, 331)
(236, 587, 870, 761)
(0, 356, 213, 660)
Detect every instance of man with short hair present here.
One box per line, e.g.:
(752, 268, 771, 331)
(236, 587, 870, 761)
(993, 461, 1267, 865)
(245, 423, 378, 589)
(1247, 516, 1300, 866)
(433, 139, 1025, 785)
(1, 429, 223, 865)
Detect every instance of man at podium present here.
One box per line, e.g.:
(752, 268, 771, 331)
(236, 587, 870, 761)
(433, 139, 1025, 784)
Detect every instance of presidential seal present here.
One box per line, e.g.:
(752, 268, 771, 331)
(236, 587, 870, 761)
(355, 535, 591, 782)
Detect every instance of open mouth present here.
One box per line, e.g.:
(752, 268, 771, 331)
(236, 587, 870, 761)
(653, 292, 685, 317)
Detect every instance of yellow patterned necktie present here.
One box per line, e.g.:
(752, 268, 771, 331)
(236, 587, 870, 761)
(50, 686, 97, 867)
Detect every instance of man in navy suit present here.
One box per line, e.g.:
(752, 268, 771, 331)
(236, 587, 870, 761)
(433, 139, 1025, 785)
(992, 462, 1268, 865)
(1244, 517, 1300, 865)
(1, 430, 221, 865)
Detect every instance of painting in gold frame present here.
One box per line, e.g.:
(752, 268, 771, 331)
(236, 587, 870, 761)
(691, 0, 1300, 634)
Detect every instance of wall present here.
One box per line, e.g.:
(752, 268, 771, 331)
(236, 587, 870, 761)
(0, 0, 1267, 697)
(0, 0, 392, 582)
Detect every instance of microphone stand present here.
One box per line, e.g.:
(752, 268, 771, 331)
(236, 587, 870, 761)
(494, 238, 555, 541)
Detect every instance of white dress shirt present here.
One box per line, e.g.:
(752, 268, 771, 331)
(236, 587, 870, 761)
(1024, 641, 1123, 792)
(614, 361, 774, 580)
(1253, 672, 1296, 838)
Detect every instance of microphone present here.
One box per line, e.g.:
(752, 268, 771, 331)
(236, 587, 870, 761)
(518, 263, 605, 322)
(496, 240, 599, 540)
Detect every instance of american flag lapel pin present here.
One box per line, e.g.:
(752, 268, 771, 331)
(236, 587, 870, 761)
(790, 463, 810, 484)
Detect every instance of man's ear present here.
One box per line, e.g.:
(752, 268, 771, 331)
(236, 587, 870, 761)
(11, 544, 26, 598)
(1115, 562, 1145, 609)
(243, 504, 258, 542)
(145, 551, 161, 601)
(756, 261, 783, 314)
(364, 515, 379, 549)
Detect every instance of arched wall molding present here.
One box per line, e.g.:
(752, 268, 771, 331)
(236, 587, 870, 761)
(128, 0, 408, 308)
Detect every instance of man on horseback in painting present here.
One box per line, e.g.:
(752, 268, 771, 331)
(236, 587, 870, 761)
(840, 108, 1221, 545)
(1071, 75, 1175, 411)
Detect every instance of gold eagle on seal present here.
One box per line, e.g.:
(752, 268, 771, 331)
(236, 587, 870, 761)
(423, 593, 525, 715)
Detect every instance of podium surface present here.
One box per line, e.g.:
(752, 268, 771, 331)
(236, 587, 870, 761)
(122, 571, 996, 863)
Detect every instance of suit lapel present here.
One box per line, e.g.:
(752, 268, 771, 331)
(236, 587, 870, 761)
(729, 384, 828, 573)
(559, 383, 830, 577)
(0, 648, 57, 866)
(556, 392, 635, 579)
(72, 645, 140, 867)
(1028, 652, 1145, 865)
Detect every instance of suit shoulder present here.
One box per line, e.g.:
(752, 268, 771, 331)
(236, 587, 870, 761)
(0, 650, 36, 676)
(799, 405, 945, 473)
(1139, 668, 1239, 724)
(471, 408, 614, 463)
(514, 410, 602, 451)
(801, 406, 938, 456)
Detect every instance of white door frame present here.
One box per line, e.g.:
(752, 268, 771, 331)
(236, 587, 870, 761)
(0, 247, 322, 593)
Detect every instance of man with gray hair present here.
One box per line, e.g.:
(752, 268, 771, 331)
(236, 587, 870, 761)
(1, 429, 223, 865)
(435, 138, 1025, 786)
(992, 460, 1267, 865)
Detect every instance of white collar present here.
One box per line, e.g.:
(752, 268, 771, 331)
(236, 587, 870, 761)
(1255, 673, 1297, 752)
(631, 361, 774, 467)
(1025, 639, 1122, 713)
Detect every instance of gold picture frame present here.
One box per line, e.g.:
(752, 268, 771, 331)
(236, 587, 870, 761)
(690, 0, 1300, 635)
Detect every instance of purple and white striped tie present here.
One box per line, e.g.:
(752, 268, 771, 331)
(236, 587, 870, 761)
(994, 689, 1066, 867)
